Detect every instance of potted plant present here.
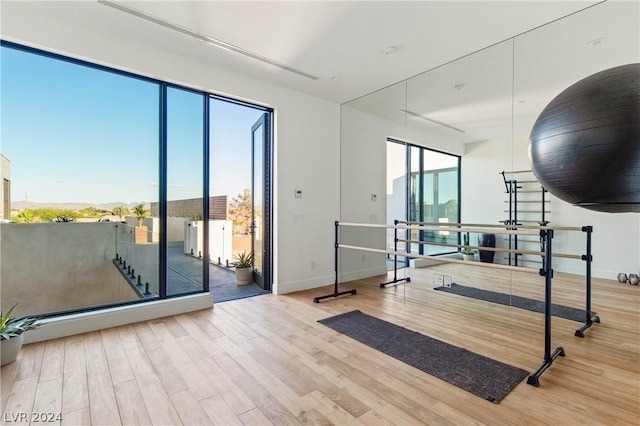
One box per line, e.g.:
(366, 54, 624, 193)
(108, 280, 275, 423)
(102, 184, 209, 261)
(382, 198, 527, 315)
(1, 304, 40, 366)
(234, 251, 253, 285)
(461, 232, 476, 261)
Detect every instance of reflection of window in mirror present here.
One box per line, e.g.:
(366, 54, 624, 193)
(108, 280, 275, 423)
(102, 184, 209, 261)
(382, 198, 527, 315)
(386, 139, 460, 266)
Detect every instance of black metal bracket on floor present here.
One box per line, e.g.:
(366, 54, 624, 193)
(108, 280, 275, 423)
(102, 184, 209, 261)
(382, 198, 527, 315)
(313, 221, 357, 303)
(528, 229, 564, 387)
(112, 256, 154, 299)
(313, 287, 357, 303)
(380, 276, 411, 288)
(575, 313, 601, 338)
(380, 220, 411, 288)
(527, 346, 565, 387)
(575, 225, 601, 337)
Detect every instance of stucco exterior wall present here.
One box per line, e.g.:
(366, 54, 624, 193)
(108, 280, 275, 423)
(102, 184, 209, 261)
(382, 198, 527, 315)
(1, 222, 139, 317)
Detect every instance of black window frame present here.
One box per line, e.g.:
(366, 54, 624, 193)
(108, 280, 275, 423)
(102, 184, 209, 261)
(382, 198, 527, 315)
(1, 40, 274, 317)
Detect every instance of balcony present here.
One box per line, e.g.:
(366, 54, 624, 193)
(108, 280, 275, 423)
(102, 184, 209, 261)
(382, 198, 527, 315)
(1, 217, 264, 319)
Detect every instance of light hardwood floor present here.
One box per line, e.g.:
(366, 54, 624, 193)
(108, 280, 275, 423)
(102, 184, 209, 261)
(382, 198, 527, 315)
(2, 265, 639, 425)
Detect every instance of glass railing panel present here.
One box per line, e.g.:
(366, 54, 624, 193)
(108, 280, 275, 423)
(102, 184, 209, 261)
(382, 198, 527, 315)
(115, 217, 160, 299)
(2, 219, 157, 318)
(167, 215, 205, 296)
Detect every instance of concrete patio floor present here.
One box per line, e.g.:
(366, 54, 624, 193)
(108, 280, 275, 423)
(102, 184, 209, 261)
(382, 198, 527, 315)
(117, 241, 269, 302)
(167, 242, 268, 303)
(167, 241, 268, 302)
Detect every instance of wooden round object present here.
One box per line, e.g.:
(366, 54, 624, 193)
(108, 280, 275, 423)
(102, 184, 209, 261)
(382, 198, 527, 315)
(529, 63, 640, 213)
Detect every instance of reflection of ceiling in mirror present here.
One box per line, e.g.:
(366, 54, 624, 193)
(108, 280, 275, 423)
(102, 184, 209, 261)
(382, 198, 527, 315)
(513, 1, 640, 136)
(344, 1, 639, 146)
(406, 40, 513, 145)
(344, 81, 407, 125)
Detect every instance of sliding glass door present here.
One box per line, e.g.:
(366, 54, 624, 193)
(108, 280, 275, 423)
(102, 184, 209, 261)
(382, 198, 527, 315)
(210, 98, 272, 296)
(251, 113, 271, 289)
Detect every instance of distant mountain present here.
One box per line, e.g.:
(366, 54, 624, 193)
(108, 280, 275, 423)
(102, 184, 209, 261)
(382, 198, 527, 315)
(11, 201, 150, 211)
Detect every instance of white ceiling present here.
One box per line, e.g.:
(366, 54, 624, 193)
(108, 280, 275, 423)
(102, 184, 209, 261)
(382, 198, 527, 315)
(0, 0, 601, 104)
(346, 0, 639, 146)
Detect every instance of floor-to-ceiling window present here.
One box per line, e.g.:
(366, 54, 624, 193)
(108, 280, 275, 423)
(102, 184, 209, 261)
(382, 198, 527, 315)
(387, 138, 460, 268)
(166, 87, 205, 297)
(0, 41, 272, 317)
(1, 42, 160, 316)
(416, 149, 460, 255)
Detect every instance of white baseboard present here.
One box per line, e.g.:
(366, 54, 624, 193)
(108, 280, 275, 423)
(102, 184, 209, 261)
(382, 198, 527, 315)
(339, 266, 389, 282)
(407, 252, 619, 282)
(275, 267, 388, 295)
(24, 293, 213, 344)
(592, 268, 625, 281)
(411, 253, 461, 268)
(411, 258, 447, 268)
(275, 274, 335, 294)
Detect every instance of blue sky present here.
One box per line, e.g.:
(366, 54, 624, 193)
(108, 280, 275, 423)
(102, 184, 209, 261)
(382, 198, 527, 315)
(387, 141, 458, 203)
(1, 45, 263, 206)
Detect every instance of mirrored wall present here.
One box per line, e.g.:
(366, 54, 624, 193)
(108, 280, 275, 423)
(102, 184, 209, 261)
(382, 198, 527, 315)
(339, 1, 639, 309)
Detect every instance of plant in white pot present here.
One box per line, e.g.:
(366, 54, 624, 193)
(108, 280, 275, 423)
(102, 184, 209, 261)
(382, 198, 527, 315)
(234, 251, 254, 285)
(461, 232, 477, 261)
(1, 304, 40, 366)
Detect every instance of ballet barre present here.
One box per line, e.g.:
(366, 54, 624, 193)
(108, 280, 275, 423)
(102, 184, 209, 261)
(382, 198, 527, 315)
(313, 220, 600, 387)
(395, 220, 599, 337)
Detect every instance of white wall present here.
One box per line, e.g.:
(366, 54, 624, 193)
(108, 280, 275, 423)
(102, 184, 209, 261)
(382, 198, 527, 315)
(462, 138, 513, 226)
(0, 3, 341, 295)
(460, 137, 514, 263)
(340, 103, 466, 280)
(339, 106, 398, 281)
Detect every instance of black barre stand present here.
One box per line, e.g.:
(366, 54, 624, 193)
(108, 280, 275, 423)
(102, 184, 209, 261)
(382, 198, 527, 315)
(313, 221, 357, 303)
(527, 229, 565, 387)
(380, 220, 411, 288)
(575, 225, 601, 337)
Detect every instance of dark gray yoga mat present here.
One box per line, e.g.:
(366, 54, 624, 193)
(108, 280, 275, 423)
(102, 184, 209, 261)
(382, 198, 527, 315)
(318, 310, 528, 403)
(434, 283, 593, 322)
